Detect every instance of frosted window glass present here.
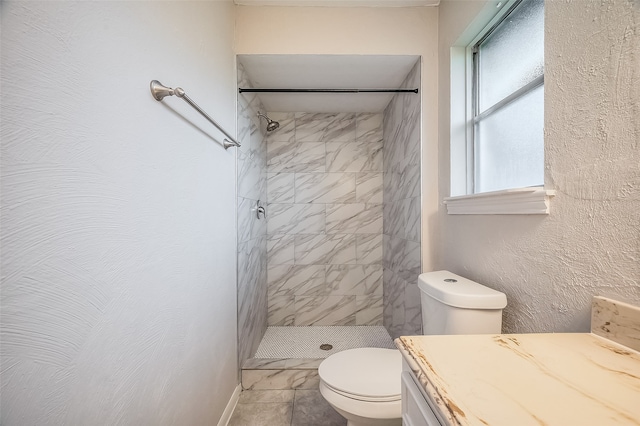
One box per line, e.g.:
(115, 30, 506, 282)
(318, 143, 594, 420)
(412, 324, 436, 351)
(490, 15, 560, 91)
(478, 0, 544, 112)
(476, 84, 543, 193)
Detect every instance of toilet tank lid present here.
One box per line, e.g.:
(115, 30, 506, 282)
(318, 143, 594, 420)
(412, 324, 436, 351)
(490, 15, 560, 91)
(418, 271, 507, 309)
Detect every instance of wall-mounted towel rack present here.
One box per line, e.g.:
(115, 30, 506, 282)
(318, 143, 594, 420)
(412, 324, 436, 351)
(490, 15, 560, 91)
(150, 80, 241, 150)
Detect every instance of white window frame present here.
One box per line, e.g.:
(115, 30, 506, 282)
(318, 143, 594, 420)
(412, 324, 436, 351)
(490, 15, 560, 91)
(446, 0, 554, 215)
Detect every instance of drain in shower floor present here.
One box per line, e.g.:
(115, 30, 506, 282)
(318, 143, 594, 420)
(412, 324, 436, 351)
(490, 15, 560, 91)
(320, 344, 333, 350)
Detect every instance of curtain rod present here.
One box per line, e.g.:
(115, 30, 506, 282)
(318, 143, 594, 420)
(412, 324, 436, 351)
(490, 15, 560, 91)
(238, 88, 419, 94)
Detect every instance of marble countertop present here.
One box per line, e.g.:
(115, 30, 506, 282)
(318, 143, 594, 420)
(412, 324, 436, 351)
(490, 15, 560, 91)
(396, 297, 640, 425)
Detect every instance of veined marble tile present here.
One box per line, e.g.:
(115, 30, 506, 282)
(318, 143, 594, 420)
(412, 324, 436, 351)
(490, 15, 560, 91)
(237, 389, 295, 403)
(238, 196, 258, 243)
(238, 149, 266, 201)
(237, 62, 253, 94)
(356, 113, 384, 143)
(383, 268, 399, 337)
(356, 234, 383, 264)
(382, 170, 397, 203)
(241, 369, 319, 390)
(326, 140, 382, 172)
(326, 264, 383, 296)
(265, 112, 296, 143)
(404, 280, 423, 335)
(242, 358, 289, 370)
(228, 401, 292, 426)
(238, 236, 265, 278)
(267, 141, 325, 173)
(382, 234, 396, 269)
(267, 234, 295, 265)
(241, 358, 323, 370)
(383, 266, 407, 337)
(255, 211, 268, 241)
(294, 173, 356, 204)
(284, 358, 324, 369)
(404, 115, 421, 159)
(267, 173, 295, 204)
(397, 239, 421, 283)
(382, 117, 400, 171)
(238, 237, 267, 305)
(355, 172, 383, 203)
(294, 234, 356, 265)
(391, 297, 406, 339)
(383, 199, 404, 238)
(326, 203, 383, 235)
(384, 235, 421, 282)
(237, 98, 254, 154)
(267, 204, 325, 235)
(591, 296, 640, 352)
(356, 296, 383, 326)
(399, 162, 421, 200)
(268, 295, 295, 326)
(388, 273, 406, 315)
(291, 389, 348, 426)
(405, 196, 421, 243)
(238, 248, 268, 368)
(250, 113, 269, 155)
(295, 112, 356, 142)
(267, 264, 326, 297)
(294, 112, 331, 142)
(324, 113, 356, 142)
(294, 295, 356, 326)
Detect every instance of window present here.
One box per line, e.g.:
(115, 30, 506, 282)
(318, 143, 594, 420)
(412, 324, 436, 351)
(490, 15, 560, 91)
(472, 0, 545, 194)
(446, 0, 553, 214)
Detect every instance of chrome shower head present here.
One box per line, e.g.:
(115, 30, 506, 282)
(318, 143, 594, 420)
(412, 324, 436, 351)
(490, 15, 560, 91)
(257, 112, 280, 132)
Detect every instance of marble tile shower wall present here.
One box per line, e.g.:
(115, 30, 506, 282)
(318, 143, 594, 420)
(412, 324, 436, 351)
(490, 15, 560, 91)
(266, 113, 384, 327)
(382, 61, 422, 338)
(237, 62, 268, 367)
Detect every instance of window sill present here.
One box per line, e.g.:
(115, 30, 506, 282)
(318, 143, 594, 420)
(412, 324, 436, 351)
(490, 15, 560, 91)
(444, 187, 555, 215)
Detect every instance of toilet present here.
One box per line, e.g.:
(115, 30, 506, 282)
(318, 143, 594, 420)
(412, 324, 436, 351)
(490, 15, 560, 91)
(318, 270, 508, 426)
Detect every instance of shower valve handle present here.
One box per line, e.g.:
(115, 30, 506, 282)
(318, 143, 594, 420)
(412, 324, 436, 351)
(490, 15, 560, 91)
(256, 201, 266, 220)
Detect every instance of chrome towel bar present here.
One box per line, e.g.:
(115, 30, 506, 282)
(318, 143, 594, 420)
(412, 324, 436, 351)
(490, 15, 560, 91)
(150, 80, 241, 150)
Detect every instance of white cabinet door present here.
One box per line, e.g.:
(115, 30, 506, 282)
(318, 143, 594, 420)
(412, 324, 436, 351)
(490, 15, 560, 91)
(401, 371, 442, 426)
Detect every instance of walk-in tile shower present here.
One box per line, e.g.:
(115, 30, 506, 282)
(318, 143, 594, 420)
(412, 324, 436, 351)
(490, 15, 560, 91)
(236, 55, 422, 370)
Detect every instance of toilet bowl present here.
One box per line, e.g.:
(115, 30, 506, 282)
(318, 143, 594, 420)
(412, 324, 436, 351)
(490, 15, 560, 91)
(318, 348, 402, 426)
(318, 270, 508, 425)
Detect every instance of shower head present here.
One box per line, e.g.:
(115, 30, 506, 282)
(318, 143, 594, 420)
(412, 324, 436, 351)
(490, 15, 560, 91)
(257, 112, 280, 132)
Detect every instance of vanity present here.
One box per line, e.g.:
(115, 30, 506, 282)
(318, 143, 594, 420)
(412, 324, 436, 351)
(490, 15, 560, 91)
(395, 296, 640, 425)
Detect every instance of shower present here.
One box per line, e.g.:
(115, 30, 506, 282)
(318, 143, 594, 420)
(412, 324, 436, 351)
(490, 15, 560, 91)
(257, 111, 280, 132)
(236, 56, 422, 382)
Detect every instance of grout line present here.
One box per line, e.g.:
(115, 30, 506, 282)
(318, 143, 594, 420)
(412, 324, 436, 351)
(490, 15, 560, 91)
(289, 389, 297, 426)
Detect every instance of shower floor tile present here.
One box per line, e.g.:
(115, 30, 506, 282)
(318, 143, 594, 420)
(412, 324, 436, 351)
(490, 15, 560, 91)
(253, 325, 395, 359)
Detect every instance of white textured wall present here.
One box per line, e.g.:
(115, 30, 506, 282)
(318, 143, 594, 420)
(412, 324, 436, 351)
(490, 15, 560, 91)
(235, 5, 440, 272)
(438, 0, 640, 333)
(1, 2, 238, 424)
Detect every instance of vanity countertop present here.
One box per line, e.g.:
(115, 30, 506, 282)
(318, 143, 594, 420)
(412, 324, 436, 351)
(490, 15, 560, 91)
(395, 297, 640, 425)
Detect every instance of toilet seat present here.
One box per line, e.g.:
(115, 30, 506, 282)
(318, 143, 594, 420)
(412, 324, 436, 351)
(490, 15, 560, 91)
(321, 381, 400, 402)
(318, 348, 402, 402)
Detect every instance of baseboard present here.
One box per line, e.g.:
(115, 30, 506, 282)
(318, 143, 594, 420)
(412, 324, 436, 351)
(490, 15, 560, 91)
(217, 383, 241, 426)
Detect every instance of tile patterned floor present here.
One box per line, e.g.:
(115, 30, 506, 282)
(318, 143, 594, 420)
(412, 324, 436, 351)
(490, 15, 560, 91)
(254, 326, 395, 359)
(229, 389, 347, 426)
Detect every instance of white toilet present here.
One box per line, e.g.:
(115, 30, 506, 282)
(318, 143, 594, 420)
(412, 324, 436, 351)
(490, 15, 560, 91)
(318, 270, 508, 426)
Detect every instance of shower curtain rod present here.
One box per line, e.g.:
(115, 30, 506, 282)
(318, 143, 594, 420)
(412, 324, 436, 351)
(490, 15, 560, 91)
(238, 88, 419, 94)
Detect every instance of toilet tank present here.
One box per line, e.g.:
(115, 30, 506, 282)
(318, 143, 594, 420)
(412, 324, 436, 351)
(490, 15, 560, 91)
(418, 271, 507, 335)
